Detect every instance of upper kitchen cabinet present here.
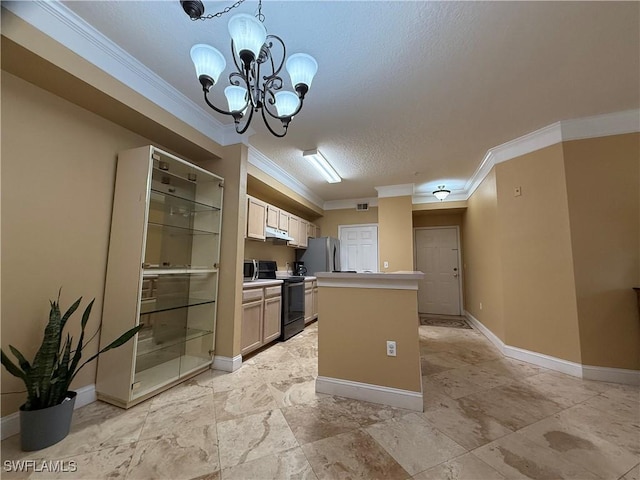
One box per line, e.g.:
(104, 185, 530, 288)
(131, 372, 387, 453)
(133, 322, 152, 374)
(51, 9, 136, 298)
(266, 204, 280, 229)
(247, 195, 267, 240)
(298, 219, 309, 248)
(96, 146, 224, 408)
(288, 215, 300, 247)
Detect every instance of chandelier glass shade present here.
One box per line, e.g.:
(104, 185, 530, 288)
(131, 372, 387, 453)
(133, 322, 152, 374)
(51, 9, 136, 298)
(189, 12, 318, 138)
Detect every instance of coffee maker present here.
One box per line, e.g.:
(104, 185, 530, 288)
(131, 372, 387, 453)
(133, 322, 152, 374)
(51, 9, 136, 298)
(292, 261, 307, 276)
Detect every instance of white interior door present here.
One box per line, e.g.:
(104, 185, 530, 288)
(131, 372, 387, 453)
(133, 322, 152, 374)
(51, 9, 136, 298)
(414, 227, 461, 315)
(339, 224, 378, 272)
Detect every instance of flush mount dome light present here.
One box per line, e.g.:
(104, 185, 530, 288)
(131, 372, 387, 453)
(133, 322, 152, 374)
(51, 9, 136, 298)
(184, 0, 317, 138)
(433, 185, 451, 201)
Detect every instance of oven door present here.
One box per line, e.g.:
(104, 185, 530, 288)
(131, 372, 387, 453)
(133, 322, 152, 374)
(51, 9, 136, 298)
(283, 280, 305, 324)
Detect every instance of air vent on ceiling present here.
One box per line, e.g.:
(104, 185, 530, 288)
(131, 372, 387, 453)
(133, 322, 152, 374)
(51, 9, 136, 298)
(356, 202, 369, 211)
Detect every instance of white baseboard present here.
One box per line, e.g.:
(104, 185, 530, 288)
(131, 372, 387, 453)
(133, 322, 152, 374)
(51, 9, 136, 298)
(504, 344, 583, 377)
(1, 384, 97, 441)
(212, 354, 243, 372)
(316, 376, 423, 412)
(582, 365, 640, 386)
(464, 311, 640, 385)
(464, 310, 505, 355)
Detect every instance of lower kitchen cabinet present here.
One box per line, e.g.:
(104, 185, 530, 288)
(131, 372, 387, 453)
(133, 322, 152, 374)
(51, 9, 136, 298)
(241, 284, 282, 355)
(304, 278, 318, 324)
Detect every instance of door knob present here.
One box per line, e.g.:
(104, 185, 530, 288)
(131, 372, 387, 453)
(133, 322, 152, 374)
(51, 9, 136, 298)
(453, 273, 458, 277)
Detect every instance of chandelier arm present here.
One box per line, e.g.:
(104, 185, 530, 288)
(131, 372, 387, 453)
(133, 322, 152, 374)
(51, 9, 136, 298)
(230, 40, 243, 73)
(234, 104, 255, 135)
(202, 90, 237, 117)
(265, 35, 286, 76)
(260, 105, 288, 137)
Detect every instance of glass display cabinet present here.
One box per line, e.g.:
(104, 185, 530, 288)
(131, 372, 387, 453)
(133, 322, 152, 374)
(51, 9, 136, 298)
(96, 146, 223, 408)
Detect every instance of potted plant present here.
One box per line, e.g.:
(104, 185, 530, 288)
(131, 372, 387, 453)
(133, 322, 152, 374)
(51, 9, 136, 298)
(1, 292, 142, 451)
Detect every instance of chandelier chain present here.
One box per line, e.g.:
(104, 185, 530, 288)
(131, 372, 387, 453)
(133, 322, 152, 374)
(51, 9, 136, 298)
(189, 0, 265, 22)
(190, 0, 246, 20)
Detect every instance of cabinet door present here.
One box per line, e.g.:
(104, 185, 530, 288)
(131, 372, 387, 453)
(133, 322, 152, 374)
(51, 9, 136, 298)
(278, 211, 289, 233)
(312, 285, 318, 319)
(266, 204, 279, 229)
(247, 196, 267, 240)
(304, 283, 313, 324)
(298, 220, 309, 248)
(288, 216, 299, 246)
(263, 296, 282, 344)
(241, 299, 263, 355)
(315, 225, 321, 238)
(307, 222, 316, 240)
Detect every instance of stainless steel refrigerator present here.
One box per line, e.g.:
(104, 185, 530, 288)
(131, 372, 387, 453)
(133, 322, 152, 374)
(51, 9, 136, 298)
(297, 237, 341, 275)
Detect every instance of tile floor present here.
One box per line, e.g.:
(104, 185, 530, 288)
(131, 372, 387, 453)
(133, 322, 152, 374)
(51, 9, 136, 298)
(2, 321, 639, 479)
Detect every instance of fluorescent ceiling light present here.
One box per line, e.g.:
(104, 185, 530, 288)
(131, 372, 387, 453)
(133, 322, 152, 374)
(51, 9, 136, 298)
(302, 149, 341, 183)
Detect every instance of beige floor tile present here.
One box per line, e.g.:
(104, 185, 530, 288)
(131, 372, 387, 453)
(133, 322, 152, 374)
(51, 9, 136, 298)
(220, 447, 317, 480)
(302, 429, 410, 480)
(329, 396, 409, 427)
(365, 412, 467, 475)
(213, 383, 278, 421)
(422, 394, 513, 450)
(517, 415, 639, 479)
(621, 463, 640, 480)
(217, 409, 299, 469)
(424, 370, 492, 399)
(421, 352, 473, 375)
(280, 397, 362, 444)
(460, 382, 564, 430)
(268, 375, 327, 407)
(413, 452, 506, 480)
(209, 363, 266, 393)
(150, 377, 214, 407)
(515, 372, 602, 408)
(473, 433, 601, 480)
(552, 403, 640, 456)
(28, 444, 134, 479)
(126, 434, 219, 480)
(476, 357, 547, 379)
(581, 389, 640, 423)
(140, 390, 215, 440)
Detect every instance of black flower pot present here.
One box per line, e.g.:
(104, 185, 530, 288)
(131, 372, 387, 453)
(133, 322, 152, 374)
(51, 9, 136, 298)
(19, 391, 76, 451)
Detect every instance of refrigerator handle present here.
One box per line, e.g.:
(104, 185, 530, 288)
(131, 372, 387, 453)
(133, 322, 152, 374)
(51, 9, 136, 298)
(333, 244, 337, 272)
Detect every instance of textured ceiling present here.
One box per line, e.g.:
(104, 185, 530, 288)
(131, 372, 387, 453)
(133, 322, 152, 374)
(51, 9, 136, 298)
(62, 1, 639, 202)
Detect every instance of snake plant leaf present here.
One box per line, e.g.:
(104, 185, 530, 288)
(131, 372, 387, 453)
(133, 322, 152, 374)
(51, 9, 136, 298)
(1, 349, 26, 380)
(71, 324, 143, 382)
(68, 300, 94, 382)
(30, 300, 63, 408)
(8, 345, 31, 373)
(59, 297, 81, 343)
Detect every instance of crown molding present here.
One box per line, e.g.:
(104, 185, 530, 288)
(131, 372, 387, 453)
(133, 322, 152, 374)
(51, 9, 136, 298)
(374, 184, 415, 198)
(2, 0, 246, 147)
(248, 148, 325, 209)
(464, 109, 639, 198)
(323, 198, 379, 211)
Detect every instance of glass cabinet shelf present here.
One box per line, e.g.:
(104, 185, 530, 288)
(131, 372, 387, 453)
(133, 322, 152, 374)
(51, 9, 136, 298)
(140, 297, 215, 315)
(136, 326, 212, 358)
(150, 190, 221, 213)
(147, 222, 219, 236)
(143, 267, 217, 276)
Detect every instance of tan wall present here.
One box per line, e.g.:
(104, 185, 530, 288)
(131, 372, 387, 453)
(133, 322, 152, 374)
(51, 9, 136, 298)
(563, 134, 640, 369)
(496, 143, 582, 363)
(0, 72, 149, 415)
(316, 207, 378, 239)
(244, 240, 296, 272)
(462, 169, 505, 340)
(378, 196, 414, 271)
(412, 213, 463, 228)
(317, 287, 422, 392)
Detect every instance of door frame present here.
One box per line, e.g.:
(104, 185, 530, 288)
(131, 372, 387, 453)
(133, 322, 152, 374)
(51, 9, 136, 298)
(413, 226, 464, 315)
(337, 223, 379, 272)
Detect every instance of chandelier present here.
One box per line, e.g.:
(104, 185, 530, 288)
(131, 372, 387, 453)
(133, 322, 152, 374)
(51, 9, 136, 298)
(183, 0, 318, 138)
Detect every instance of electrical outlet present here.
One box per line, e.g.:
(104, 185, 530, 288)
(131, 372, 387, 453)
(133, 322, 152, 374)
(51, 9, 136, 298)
(386, 340, 396, 357)
(480, 302, 483, 310)
(514, 186, 522, 197)
(383, 261, 389, 269)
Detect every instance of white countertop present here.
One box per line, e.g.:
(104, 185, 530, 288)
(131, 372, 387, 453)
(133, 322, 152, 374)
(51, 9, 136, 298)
(242, 279, 284, 288)
(315, 271, 424, 290)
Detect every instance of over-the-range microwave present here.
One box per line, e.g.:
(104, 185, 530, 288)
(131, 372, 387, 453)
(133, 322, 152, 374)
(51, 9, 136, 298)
(243, 259, 259, 281)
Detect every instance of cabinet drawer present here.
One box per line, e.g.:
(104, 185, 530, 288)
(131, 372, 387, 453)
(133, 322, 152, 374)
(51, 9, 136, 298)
(265, 286, 281, 298)
(243, 288, 264, 303)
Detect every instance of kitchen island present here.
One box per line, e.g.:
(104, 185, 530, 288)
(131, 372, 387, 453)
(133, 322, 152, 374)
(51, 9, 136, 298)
(315, 271, 424, 411)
